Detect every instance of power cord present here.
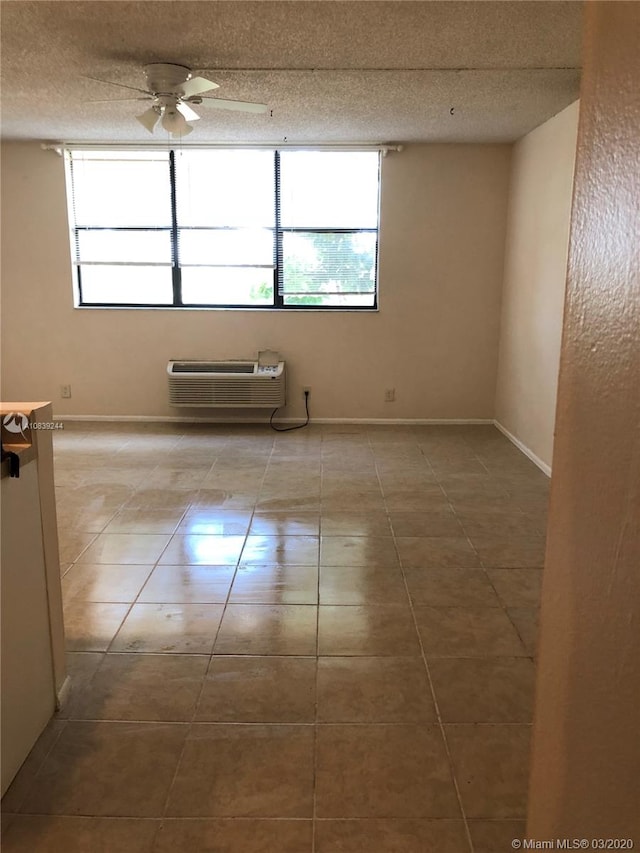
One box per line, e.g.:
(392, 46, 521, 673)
(270, 390, 310, 432)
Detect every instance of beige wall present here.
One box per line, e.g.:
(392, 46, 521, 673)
(1, 143, 510, 420)
(528, 2, 640, 838)
(495, 101, 579, 472)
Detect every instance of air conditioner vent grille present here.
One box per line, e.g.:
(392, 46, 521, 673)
(167, 360, 285, 408)
(172, 362, 255, 374)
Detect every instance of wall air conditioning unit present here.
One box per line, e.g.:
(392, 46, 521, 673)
(167, 354, 286, 408)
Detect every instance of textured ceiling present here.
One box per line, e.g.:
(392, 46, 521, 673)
(0, 1, 583, 144)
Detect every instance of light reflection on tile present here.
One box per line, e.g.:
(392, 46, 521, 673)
(241, 535, 319, 566)
(159, 535, 245, 565)
(230, 564, 318, 604)
(138, 565, 235, 603)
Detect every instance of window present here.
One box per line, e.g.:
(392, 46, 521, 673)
(67, 148, 380, 309)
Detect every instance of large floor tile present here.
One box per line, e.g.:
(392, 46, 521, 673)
(215, 605, 317, 655)
(189, 490, 254, 512)
(257, 496, 322, 512)
(315, 819, 469, 852)
(63, 601, 130, 652)
(58, 531, 98, 564)
(470, 534, 546, 568)
(57, 485, 134, 515)
(317, 657, 436, 722)
(21, 721, 187, 817)
(152, 819, 312, 852)
(55, 506, 118, 534)
(103, 508, 185, 534)
(431, 458, 488, 476)
(159, 535, 245, 566)
(229, 564, 318, 604)
(240, 535, 319, 565)
(195, 656, 316, 722)
(320, 512, 392, 537)
(77, 534, 171, 565)
(177, 509, 252, 535)
(404, 567, 501, 607)
(445, 724, 531, 818)
(320, 494, 387, 513)
(143, 467, 209, 490)
(125, 489, 198, 511)
(62, 564, 153, 603)
(111, 603, 225, 654)
(395, 536, 480, 569)
(250, 512, 320, 536)
(383, 488, 448, 512)
(457, 511, 540, 538)
(388, 510, 463, 538)
(137, 565, 235, 604)
(166, 724, 314, 817)
(70, 653, 209, 721)
(318, 605, 420, 656)
(415, 606, 528, 657)
(488, 569, 543, 607)
(319, 536, 399, 567)
(429, 657, 536, 722)
(319, 565, 409, 605)
(315, 725, 460, 818)
(0, 816, 158, 853)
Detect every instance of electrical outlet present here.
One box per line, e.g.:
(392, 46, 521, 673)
(303, 386, 312, 396)
(384, 388, 396, 403)
(60, 384, 72, 399)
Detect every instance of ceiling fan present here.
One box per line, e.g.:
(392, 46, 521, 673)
(88, 63, 269, 136)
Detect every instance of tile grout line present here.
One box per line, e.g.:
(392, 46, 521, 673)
(310, 434, 328, 853)
(57, 432, 200, 848)
(156, 431, 277, 827)
(424, 437, 532, 669)
(455, 437, 538, 660)
(372, 434, 476, 853)
(143, 435, 218, 841)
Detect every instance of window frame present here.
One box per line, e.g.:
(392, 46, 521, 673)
(68, 148, 380, 311)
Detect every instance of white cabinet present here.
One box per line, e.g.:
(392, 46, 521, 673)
(1, 403, 66, 796)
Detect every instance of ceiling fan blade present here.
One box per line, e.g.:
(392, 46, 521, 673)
(176, 102, 201, 122)
(136, 107, 160, 133)
(181, 76, 219, 98)
(90, 97, 153, 103)
(200, 96, 269, 114)
(83, 75, 151, 96)
(161, 109, 193, 137)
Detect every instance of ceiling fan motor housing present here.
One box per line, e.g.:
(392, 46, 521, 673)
(144, 63, 191, 95)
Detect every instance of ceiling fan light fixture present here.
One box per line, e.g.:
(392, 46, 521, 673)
(136, 106, 160, 133)
(161, 106, 193, 137)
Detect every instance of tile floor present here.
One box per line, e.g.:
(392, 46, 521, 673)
(1, 423, 549, 852)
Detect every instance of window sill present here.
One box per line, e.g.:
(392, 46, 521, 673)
(73, 304, 380, 313)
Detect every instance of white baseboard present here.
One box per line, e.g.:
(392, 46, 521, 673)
(314, 418, 494, 425)
(493, 420, 552, 477)
(55, 414, 494, 426)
